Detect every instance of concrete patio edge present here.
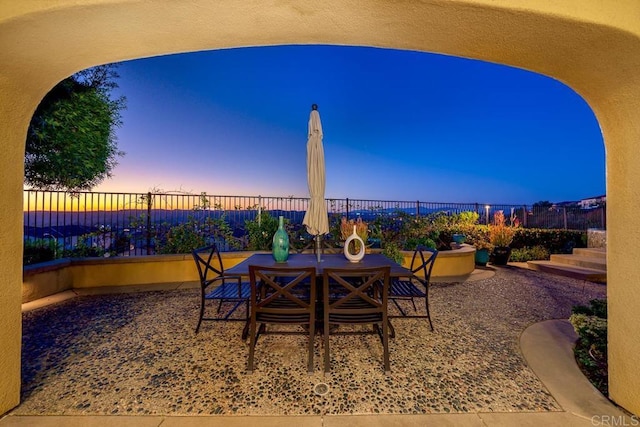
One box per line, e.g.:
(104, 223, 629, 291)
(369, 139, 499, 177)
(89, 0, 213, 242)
(517, 319, 633, 423)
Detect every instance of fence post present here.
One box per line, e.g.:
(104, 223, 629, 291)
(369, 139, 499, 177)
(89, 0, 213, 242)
(146, 192, 152, 255)
(601, 206, 606, 229)
(346, 198, 349, 220)
(258, 195, 262, 227)
(416, 200, 420, 217)
(563, 207, 568, 230)
(522, 205, 527, 227)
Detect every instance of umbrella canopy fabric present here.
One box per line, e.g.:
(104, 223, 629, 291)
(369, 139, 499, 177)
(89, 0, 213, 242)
(302, 106, 329, 236)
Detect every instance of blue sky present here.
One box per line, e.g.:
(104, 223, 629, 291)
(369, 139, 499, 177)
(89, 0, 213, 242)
(94, 45, 605, 204)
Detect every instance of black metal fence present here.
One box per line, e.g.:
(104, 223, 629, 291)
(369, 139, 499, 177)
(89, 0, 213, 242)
(23, 190, 606, 257)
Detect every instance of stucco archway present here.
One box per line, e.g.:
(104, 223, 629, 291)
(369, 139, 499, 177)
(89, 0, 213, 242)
(1, 0, 639, 414)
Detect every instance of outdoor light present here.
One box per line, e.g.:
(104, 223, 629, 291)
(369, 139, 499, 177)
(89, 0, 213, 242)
(485, 205, 490, 225)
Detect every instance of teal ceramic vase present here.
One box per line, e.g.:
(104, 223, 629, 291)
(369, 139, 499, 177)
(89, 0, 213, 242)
(272, 215, 289, 263)
(452, 233, 466, 244)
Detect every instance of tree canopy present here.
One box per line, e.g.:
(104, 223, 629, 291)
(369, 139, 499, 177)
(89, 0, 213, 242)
(25, 64, 126, 191)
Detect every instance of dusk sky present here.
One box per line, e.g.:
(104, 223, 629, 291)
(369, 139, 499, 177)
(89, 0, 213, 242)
(93, 45, 605, 205)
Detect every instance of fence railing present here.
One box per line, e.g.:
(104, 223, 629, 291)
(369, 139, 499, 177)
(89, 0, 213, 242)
(23, 190, 606, 257)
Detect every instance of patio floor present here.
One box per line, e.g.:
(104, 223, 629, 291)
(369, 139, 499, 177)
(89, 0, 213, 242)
(14, 266, 606, 417)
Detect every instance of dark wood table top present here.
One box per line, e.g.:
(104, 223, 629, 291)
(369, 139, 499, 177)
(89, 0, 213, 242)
(226, 253, 410, 277)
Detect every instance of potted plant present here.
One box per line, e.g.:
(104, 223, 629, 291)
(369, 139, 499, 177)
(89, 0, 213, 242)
(472, 238, 493, 266)
(452, 233, 466, 244)
(488, 211, 517, 265)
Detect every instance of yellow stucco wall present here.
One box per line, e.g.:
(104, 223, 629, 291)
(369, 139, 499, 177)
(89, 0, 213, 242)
(23, 249, 473, 302)
(2, 0, 639, 415)
(401, 245, 476, 279)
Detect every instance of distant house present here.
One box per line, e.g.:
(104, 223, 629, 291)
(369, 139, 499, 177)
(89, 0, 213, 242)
(578, 194, 606, 209)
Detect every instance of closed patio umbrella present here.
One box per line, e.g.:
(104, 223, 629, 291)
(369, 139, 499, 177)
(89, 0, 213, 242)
(302, 104, 329, 262)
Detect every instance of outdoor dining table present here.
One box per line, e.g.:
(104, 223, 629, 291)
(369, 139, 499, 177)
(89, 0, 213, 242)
(226, 253, 410, 338)
(225, 253, 410, 277)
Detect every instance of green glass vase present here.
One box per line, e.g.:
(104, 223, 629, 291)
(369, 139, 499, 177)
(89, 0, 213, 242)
(272, 215, 290, 263)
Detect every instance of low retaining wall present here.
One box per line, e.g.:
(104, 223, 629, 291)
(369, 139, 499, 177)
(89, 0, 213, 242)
(22, 246, 477, 303)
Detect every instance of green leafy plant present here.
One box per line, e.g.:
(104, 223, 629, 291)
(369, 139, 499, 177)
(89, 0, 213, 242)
(156, 214, 239, 254)
(509, 245, 550, 262)
(511, 228, 586, 253)
(156, 218, 206, 254)
(63, 232, 109, 258)
(25, 65, 126, 191)
(569, 299, 608, 396)
(462, 224, 492, 251)
(244, 210, 280, 251)
(23, 238, 61, 265)
(455, 211, 480, 226)
(405, 237, 437, 251)
(382, 241, 404, 264)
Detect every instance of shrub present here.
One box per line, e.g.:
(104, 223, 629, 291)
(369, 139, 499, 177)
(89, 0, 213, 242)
(382, 241, 404, 264)
(371, 210, 442, 252)
(63, 233, 108, 258)
(405, 237, 437, 251)
(509, 245, 550, 262)
(489, 210, 517, 247)
(511, 228, 585, 253)
(156, 219, 206, 254)
(23, 239, 60, 265)
(244, 211, 280, 251)
(156, 214, 239, 254)
(569, 299, 608, 396)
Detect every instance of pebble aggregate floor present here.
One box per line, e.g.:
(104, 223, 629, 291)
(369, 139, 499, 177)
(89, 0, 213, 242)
(14, 266, 605, 416)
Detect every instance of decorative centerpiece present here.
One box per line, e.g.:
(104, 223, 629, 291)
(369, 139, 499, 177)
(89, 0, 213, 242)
(272, 215, 290, 262)
(343, 225, 365, 262)
(341, 217, 368, 263)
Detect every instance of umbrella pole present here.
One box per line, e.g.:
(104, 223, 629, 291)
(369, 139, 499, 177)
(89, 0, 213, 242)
(315, 234, 322, 262)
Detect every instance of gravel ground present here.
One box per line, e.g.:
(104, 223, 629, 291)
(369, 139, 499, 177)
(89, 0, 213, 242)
(14, 266, 605, 416)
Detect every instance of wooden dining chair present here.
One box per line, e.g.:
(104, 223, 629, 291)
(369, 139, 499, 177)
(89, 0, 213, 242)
(322, 266, 391, 373)
(192, 244, 251, 338)
(247, 265, 317, 373)
(388, 246, 438, 332)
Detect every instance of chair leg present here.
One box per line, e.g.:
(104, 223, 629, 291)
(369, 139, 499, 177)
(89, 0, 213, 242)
(323, 319, 330, 373)
(241, 320, 250, 341)
(387, 319, 396, 339)
(392, 298, 407, 316)
(307, 321, 315, 374)
(247, 319, 257, 373)
(195, 298, 205, 334)
(382, 320, 390, 373)
(241, 300, 250, 340)
(217, 299, 224, 314)
(425, 296, 434, 332)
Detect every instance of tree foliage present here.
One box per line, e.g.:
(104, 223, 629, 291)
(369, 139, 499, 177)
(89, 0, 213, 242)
(25, 64, 126, 191)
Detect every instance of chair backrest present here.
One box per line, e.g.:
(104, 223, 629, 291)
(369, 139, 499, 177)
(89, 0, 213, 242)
(323, 266, 390, 319)
(409, 246, 438, 283)
(192, 244, 224, 286)
(248, 265, 316, 318)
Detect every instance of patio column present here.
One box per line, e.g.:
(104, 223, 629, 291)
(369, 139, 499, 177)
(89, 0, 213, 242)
(0, 83, 32, 413)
